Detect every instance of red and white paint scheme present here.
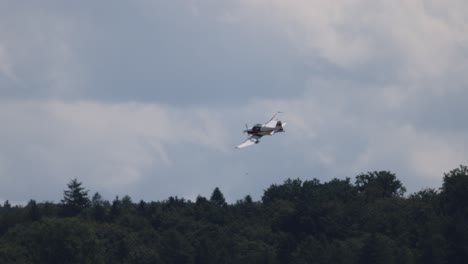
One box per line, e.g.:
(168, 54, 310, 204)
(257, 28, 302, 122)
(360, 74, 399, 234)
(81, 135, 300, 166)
(236, 112, 287, 148)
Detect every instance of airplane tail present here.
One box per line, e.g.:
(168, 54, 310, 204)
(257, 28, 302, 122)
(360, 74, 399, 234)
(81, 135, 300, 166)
(275, 121, 286, 132)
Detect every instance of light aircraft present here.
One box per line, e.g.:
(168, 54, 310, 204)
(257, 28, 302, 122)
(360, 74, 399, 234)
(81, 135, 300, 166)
(236, 112, 287, 148)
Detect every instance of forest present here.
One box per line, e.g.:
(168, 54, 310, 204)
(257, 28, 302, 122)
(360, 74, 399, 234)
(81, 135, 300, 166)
(1, 165, 467, 264)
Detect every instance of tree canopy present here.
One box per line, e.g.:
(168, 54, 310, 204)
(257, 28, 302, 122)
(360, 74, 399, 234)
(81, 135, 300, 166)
(1, 166, 468, 263)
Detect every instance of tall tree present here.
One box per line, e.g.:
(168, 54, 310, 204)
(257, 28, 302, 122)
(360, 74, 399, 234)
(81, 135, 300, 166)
(61, 178, 90, 217)
(355, 171, 406, 200)
(440, 165, 468, 264)
(262, 178, 303, 204)
(91, 192, 106, 221)
(210, 187, 227, 207)
(26, 200, 41, 222)
(3, 200, 11, 210)
(440, 165, 468, 214)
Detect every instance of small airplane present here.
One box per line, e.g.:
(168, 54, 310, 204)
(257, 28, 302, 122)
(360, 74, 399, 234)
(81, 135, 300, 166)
(236, 112, 287, 148)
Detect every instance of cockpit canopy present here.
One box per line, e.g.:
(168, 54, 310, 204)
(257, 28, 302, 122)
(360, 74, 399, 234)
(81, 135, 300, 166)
(252, 124, 262, 132)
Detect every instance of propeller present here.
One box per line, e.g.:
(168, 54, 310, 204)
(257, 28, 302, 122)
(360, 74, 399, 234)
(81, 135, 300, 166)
(244, 124, 249, 133)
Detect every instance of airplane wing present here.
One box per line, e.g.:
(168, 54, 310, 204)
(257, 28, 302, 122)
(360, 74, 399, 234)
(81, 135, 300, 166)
(236, 134, 262, 149)
(264, 111, 282, 128)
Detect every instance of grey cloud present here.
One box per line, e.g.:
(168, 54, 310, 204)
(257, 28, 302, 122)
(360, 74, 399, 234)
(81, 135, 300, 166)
(0, 1, 308, 104)
(0, 101, 229, 202)
(1, 1, 468, 204)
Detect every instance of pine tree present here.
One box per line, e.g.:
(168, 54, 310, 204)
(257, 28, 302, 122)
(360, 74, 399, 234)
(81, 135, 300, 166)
(3, 200, 11, 210)
(210, 187, 227, 207)
(61, 178, 90, 217)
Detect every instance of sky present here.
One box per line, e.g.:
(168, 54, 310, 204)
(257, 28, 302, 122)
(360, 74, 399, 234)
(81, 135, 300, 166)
(1, 0, 468, 204)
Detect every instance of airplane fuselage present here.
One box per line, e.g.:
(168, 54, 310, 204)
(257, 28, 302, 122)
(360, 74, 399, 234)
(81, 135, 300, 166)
(245, 122, 284, 136)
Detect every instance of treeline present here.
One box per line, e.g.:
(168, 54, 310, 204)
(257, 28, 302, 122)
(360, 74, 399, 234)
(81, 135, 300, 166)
(1, 166, 468, 263)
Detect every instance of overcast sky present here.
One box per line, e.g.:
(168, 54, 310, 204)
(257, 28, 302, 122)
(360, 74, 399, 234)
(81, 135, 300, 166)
(1, 0, 468, 204)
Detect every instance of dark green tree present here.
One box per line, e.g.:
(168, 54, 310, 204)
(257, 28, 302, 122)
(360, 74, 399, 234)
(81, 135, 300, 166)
(3, 200, 11, 210)
(262, 178, 303, 204)
(42, 201, 59, 218)
(121, 195, 134, 212)
(160, 229, 194, 263)
(210, 187, 227, 207)
(137, 200, 147, 217)
(355, 171, 406, 200)
(440, 165, 468, 264)
(0, 218, 104, 263)
(291, 236, 330, 264)
(91, 192, 106, 222)
(61, 178, 90, 217)
(26, 199, 41, 222)
(2, 164, 468, 263)
(244, 195, 253, 204)
(109, 196, 122, 221)
(358, 234, 396, 264)
(440, 165, 468, 214)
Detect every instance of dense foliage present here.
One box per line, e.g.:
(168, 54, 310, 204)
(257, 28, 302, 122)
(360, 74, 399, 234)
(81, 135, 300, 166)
(1, 166, 468, 263)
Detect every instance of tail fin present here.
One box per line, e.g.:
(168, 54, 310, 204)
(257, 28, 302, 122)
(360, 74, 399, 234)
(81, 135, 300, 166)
(275, 121, 285, 132)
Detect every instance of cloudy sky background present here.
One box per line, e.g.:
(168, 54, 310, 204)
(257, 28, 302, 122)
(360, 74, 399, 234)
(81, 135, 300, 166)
(1, 0, 468, 203)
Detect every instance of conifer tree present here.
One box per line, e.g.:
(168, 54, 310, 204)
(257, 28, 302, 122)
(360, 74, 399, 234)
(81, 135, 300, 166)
(61, 178, 90, 216)
(210, 187, 227, 207)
